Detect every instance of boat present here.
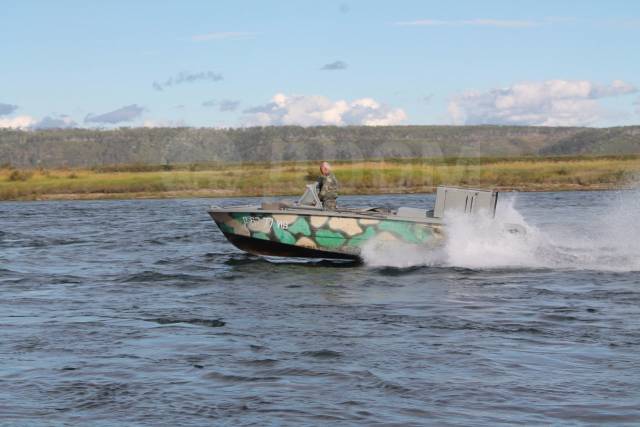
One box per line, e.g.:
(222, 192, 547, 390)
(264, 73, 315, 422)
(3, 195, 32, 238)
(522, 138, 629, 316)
(209, 185, 520, 260)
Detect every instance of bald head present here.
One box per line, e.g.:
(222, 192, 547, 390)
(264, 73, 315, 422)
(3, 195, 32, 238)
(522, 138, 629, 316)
(320, 161, 331, 176)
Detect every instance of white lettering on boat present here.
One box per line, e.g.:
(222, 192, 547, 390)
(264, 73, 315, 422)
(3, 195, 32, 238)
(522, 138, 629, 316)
(242, 216, 289, 231)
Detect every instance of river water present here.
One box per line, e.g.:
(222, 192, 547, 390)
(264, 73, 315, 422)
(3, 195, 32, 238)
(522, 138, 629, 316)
(1, 191, 639, 426)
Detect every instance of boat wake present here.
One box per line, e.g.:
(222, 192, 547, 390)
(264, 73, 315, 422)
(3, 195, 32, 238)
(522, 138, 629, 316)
(362, 191, 640, 272)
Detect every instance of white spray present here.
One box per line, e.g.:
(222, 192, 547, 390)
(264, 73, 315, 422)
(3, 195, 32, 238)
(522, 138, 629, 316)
(362, 191, 640, 272)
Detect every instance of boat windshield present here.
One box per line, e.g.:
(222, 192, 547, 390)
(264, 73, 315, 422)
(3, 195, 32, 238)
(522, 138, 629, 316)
(297, 184, 322, 208)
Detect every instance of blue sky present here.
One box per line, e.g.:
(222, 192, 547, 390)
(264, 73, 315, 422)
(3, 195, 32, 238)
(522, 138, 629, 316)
(1, 0, 639, 128)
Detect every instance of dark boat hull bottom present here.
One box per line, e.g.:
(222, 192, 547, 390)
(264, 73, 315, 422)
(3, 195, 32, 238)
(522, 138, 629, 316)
(224, 233, 359, 260)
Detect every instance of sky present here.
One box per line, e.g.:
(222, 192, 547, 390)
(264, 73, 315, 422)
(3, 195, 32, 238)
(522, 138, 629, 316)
(1, 0, 640, 129)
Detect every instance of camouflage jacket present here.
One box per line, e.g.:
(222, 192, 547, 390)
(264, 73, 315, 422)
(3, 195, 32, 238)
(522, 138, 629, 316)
(317, 172, 339, 202)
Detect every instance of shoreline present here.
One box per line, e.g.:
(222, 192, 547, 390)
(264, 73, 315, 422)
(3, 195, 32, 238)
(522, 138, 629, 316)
(1, 183, 630, 203)
(2, 156, 639, 202)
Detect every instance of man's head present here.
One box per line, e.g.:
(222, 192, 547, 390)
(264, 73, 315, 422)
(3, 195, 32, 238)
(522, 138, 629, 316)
(320, 161, 331, 176)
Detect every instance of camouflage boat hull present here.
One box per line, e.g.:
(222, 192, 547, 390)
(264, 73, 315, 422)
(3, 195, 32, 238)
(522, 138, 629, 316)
(209, 210, 443, 260)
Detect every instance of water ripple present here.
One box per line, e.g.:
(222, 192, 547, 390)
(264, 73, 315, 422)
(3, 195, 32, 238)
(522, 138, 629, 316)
(1, 192, 639, 425)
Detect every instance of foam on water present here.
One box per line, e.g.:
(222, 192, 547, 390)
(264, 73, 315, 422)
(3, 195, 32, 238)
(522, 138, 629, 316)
(363, 191, 640, 271)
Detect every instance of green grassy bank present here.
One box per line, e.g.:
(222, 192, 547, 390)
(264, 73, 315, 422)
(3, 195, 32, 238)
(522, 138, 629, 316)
(1, 155, 639, 201)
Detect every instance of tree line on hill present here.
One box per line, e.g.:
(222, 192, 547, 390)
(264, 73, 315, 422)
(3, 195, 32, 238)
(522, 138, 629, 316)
(1, 125, 640, 168)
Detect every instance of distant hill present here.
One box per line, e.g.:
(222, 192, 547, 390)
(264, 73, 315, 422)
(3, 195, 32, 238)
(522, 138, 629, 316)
(1, 125, 640, 168)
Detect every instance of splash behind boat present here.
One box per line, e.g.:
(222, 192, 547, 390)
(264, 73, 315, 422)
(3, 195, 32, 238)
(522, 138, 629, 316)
(209, 185, 522, 260)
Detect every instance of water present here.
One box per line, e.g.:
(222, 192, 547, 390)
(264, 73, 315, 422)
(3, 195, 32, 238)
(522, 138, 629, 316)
(1, 191, 639, 426)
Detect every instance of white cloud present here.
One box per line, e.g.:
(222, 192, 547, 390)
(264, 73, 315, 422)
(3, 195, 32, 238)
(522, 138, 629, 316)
(0, 115, 37, 130)
(191, 32, 256, 42)
(394, 19, 539, 28)
(0, 113, 81, 130)
(85, 104, 145, 124)
(202, 99, 241, 112)
(242, 93, 407, 126)
(0, 103, 19, 116)
(591, 79, 637, 98)
(153, 71, 223, 91)
(321, 60, 348, 71)
(448, 79, 638, 126)
(33, 115, 77, 129)
(634, 97, 640, 115)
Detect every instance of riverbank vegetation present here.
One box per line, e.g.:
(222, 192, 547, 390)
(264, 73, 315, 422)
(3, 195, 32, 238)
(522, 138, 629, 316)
(1, 155, 639, 201)
(2, 125, 640, 169)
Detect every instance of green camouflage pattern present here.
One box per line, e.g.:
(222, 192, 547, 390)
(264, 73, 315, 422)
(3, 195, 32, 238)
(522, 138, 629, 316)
(211, 211, 442, 256)
(317, 173, 339, 208)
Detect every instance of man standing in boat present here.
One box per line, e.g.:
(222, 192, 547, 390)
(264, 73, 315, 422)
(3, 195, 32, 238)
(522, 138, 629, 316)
(317, 161, 339, 210)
